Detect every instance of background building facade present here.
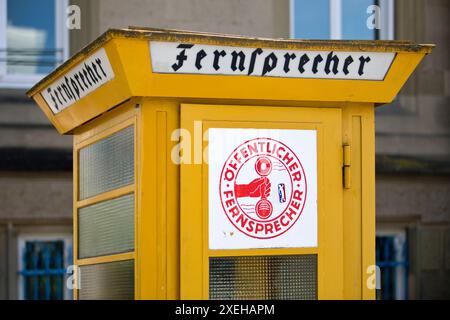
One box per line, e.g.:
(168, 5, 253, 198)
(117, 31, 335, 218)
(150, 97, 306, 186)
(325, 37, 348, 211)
(0, 0, 448, 299)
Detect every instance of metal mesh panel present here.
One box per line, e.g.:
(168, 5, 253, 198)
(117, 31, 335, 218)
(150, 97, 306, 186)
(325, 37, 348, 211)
(209, 254, 317, 300)
(79, 126, 134, 200)
(78, 260, 134, 300)
(78, 194, 134, 259)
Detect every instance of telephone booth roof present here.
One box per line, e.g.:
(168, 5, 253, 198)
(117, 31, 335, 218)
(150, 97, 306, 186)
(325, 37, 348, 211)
(27, 27, 434, 134)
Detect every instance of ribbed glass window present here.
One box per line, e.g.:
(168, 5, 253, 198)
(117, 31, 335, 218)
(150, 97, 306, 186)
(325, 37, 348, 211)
(209, 254, 317, 300)
(76, 124, 135, 300)
(78, 260, 134, 300)
(79, 126, 134, 200)
(78, 194, 134, 259)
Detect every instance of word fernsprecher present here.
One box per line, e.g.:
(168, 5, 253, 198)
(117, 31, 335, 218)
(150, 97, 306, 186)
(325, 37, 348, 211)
(151, 42, 395, 80)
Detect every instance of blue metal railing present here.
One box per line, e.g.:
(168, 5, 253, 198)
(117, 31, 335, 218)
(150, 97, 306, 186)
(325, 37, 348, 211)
(18, 240, 71, 300)
(376, 235, 409, 300)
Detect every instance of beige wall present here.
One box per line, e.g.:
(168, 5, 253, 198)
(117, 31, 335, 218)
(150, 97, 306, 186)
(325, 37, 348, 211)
(376, 175, 450, 223)
(69, 0, 290, 51)
(375, 0, 450, 158)
(96, 0, 289, 38)
(0, 173, 72, 221)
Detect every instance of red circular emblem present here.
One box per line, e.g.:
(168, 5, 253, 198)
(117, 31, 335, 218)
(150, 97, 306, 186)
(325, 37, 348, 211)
(219, 137, 307, 239)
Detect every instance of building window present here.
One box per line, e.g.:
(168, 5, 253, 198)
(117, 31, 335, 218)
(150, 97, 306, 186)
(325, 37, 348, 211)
(376, 231, 409, 300)
(0, 0, 69, 89)
(290, 0, 394, 40)
(17, 235, 72, 300)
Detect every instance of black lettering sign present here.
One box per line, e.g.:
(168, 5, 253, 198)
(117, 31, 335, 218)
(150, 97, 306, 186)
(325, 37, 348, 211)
(44, 54, 112, 112)
(358, 56, 371, 76)
(283, 53, 296, 73)
(231, 51, 246, 72)
(213, 50, 226, 71)
(262, 52, 278, 76)
(168, 43, 378, 80)
(195, 49, 207, 70)
(172, 44, 193, 71)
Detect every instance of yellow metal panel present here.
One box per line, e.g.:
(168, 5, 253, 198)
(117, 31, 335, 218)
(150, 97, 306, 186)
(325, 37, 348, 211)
(76, 185, 134, 209)
(343, 112, 362, 299)
(27, 29, 433, 134)
(361, 108, 376, 300)
(27, 29, 434, 101)
(74, 115, 134, 148)
(145, 51, 421, 104)
(208, 247, 318, 257)
(163, 104, 181, 300)
(145, 43, 427, 105)
(180, 103, 343, 299)
(133, 114, 140, 300)
(72, 137, 78, 300)
(341, 103, 376, 300)
(77, 252, 135, 266)
(138, 99, 157, 299)
(138, 99, 180, 299)
(40, 39, 133, 134)
(156, 111, 168, 298)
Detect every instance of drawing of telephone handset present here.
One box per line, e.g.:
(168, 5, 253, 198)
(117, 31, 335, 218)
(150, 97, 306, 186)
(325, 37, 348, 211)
(254, 156, 273, 219)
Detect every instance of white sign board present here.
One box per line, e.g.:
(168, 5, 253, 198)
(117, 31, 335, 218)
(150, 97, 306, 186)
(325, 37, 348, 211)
(208, 128, 317, 250)
(41, 48, 115, 114)
(150, 41, 395, 80)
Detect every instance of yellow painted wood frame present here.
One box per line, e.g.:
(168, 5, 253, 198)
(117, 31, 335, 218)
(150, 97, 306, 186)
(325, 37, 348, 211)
(180, 103, 344, 299)
(25, 28, 426, 300)
(27, 29, 433, 134)
(72, 101, 139, 299)
(137, 98, 181, 299)
(69, 98, 376, 300)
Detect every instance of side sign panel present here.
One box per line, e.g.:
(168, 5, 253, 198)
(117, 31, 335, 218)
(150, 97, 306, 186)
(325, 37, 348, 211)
(208, 128, 318, 250)
(40, 48, 115, 114)
(150, 41, 395, 80)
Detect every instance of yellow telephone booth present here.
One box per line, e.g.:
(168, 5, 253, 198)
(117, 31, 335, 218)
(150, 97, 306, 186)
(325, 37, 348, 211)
(27, 28, 433, 300)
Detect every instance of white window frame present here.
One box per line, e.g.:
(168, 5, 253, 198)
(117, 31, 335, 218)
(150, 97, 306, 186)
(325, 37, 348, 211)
(17, 233, 72, 300)
(0, 0, 69, 89)
(290, 0, 394, 40)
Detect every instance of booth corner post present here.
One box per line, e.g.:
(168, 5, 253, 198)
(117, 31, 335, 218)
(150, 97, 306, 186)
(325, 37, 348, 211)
(27, 27, 433, 300)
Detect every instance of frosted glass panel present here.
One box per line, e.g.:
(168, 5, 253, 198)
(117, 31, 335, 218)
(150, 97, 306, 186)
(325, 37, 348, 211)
(209, 255, 317, 299)
(78, 260, 134, 300)
(79, 126, 134, 200)
(78, 194, 134, 259)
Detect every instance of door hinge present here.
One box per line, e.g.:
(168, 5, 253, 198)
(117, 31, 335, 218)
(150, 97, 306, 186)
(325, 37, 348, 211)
(343, 144, 351, 189)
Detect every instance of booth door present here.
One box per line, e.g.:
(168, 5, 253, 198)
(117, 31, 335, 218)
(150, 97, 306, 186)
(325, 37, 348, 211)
(180, 104, 343, 299)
